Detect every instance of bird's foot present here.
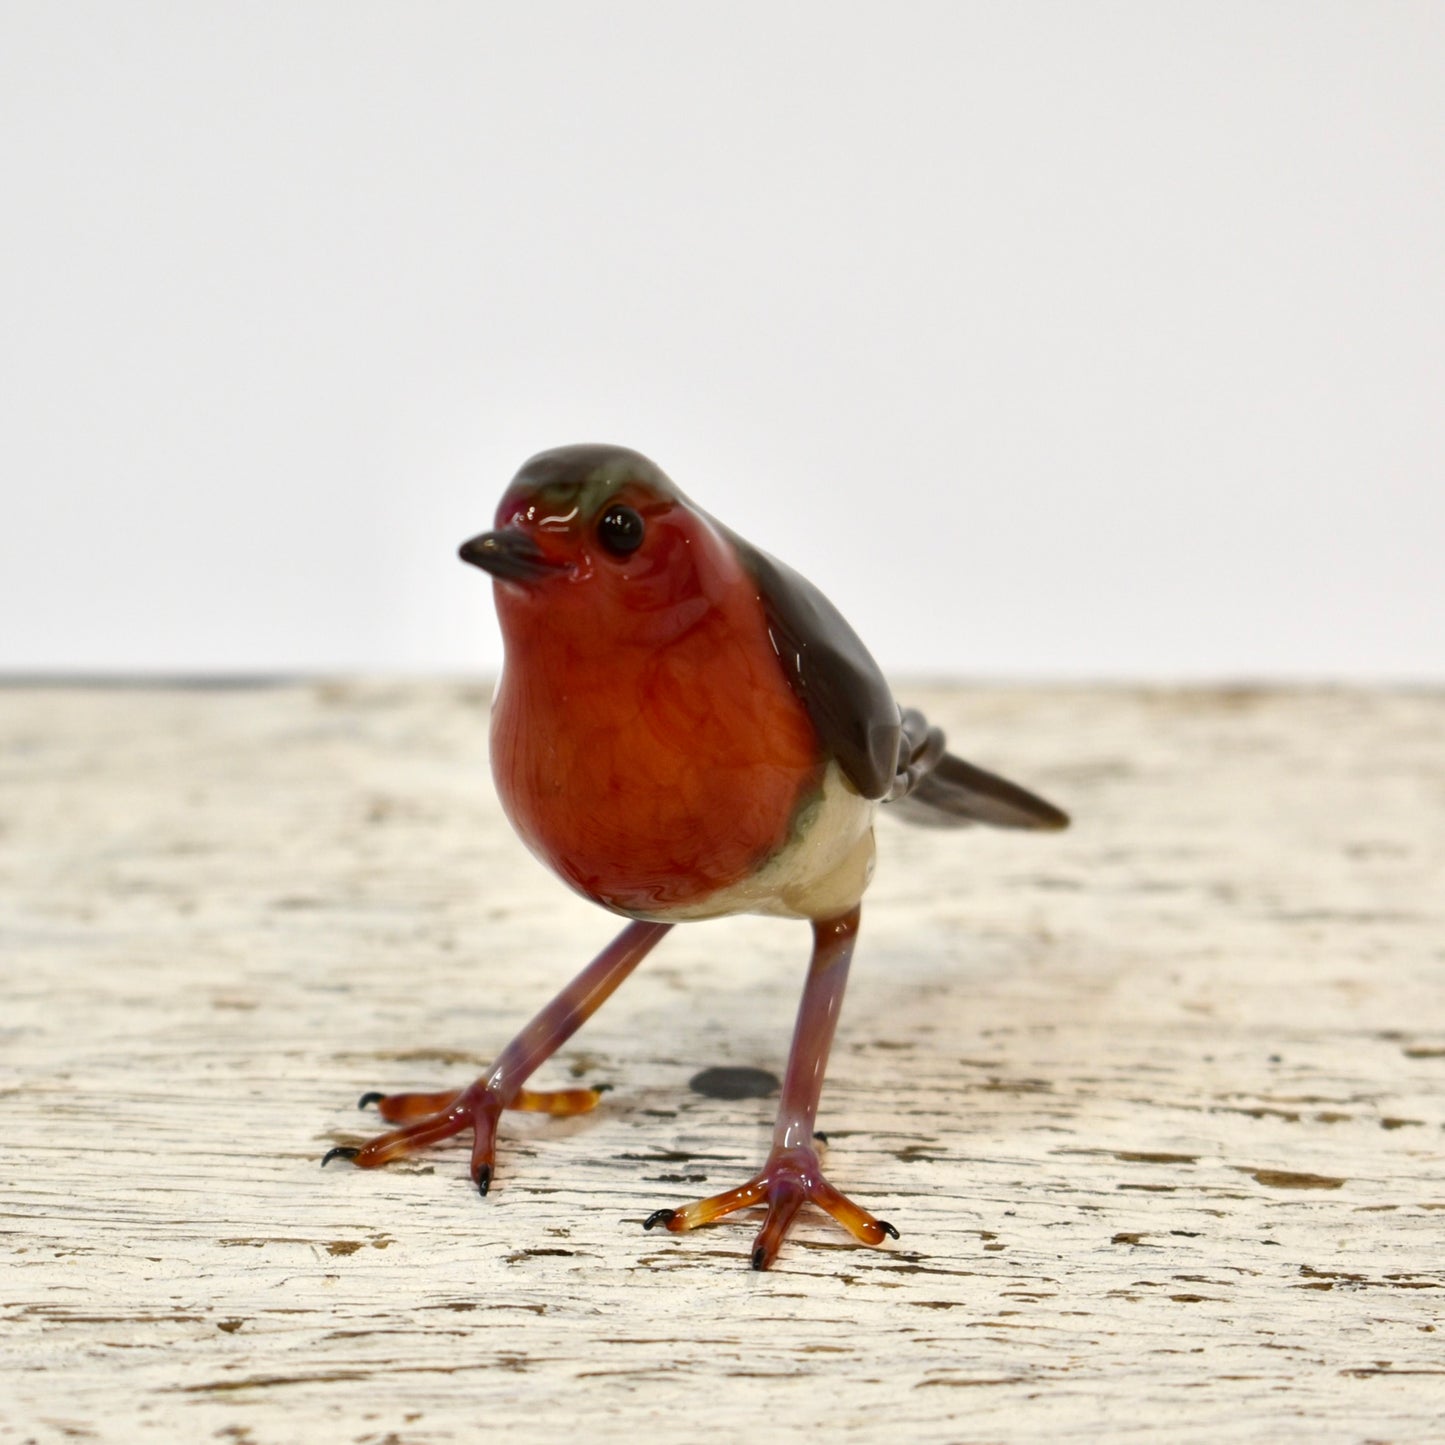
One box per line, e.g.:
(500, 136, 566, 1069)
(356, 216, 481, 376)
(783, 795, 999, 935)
(321, 1081, 610, 1194)
(642, 1144, 897, 1270)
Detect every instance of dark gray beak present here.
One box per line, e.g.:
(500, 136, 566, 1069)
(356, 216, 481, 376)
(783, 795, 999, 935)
(458, 529, 561, 582)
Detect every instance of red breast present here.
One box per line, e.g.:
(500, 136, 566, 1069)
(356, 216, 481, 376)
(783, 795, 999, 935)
(488, 497, 824, 917)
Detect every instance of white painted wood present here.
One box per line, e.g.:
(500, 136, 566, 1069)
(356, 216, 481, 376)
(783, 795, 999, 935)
(2, 682, 1442, 1442)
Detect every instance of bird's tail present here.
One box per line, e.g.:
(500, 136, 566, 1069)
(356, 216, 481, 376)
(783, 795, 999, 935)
(885, 708, 1069, 831)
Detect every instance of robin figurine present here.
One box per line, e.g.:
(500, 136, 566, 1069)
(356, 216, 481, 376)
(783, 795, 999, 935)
(324, 443, 1068, 1270)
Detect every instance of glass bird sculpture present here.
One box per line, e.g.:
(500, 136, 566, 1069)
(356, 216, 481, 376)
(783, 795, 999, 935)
(324, 444, 1068, 1270)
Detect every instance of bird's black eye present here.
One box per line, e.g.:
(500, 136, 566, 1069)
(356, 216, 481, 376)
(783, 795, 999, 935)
(597, 504, 645, 557)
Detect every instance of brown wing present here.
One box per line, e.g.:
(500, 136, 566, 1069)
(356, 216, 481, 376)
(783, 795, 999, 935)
(722, 523, 1069, 831)
(722, 527, 902, 801)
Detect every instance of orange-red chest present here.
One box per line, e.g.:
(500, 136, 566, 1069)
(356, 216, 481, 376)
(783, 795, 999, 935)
(489, 560, 822, 918)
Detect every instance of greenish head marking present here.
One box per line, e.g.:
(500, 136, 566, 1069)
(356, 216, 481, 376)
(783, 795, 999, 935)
(505, 444, 681, 530)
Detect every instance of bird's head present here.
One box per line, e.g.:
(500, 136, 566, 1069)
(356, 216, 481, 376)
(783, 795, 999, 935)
(460, 445, 735, 641)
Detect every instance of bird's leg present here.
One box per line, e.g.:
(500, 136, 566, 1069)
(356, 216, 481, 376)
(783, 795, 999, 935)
(643, 905, 897, 1269)
(324, 920, 672, 1193)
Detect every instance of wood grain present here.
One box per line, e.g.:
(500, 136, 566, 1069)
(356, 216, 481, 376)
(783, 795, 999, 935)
(2, 682, 1442, 1442)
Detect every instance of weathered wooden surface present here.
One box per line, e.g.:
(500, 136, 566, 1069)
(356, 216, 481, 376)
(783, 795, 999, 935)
(2, 682, 1442, 1443)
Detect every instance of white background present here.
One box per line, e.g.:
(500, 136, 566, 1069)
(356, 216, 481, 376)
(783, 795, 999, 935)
(2, 3, 1440, 680)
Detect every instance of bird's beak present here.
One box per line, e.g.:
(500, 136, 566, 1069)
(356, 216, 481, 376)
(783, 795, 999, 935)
(458, 528, 563, 583)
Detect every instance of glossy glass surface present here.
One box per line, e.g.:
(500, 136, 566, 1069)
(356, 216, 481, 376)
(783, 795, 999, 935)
(325, 444, 1070, 1270)
(488, 476, 824, 918)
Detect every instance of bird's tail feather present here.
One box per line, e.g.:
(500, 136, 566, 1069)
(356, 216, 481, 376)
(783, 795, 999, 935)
(886, 708, 1069, 831)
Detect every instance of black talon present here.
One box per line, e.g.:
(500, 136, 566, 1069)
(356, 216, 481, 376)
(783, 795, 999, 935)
(751, 1245, 768, 1271)
(642, 1209, 676, 1231)
(357, 1091, 386, 1110)
(813, 1130, 829, 1144)
(321, 1146, 360, 1168)
(878, 1220, 900, 1240)
(476, 1164, 492, 1197)
(592, 1083, 614, 1095)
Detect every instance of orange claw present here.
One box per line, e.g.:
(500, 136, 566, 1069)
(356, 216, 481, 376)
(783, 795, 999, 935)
(323, 1080, 503, 1189)
(322, 920, 671, 1194)
(512, 1085, 612, 1116)
(357, 1084, 608, 1125)
(643, 1144, 897, 1270)
(323, 1082, 614, 1194)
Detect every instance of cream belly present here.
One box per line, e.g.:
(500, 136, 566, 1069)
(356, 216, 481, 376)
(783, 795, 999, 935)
(625, 761, 878, 924)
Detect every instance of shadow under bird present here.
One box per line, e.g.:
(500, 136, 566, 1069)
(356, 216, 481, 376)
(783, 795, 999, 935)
(323, 443, 1068, 1270)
